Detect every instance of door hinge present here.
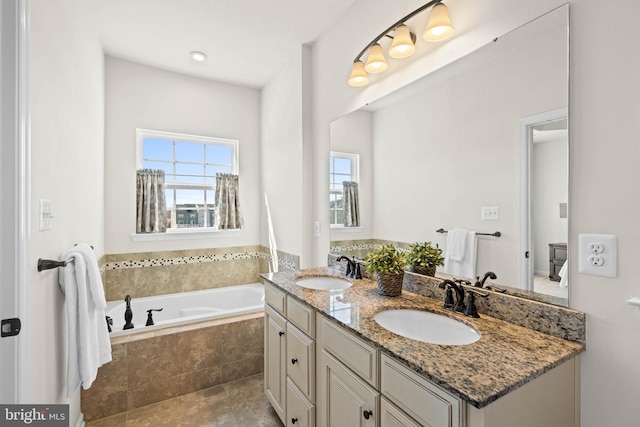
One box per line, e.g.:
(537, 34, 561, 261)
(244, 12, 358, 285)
(1, 318, 21, 337)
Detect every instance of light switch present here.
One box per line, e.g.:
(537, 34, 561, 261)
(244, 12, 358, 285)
(481, 206, 499, 220)
(39, 199, 53, 231)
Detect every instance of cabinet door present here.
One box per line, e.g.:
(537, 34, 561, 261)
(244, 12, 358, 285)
(287, 322, 315, 402)
(287, 378, 315, 427)
(265, 305, 287, 424)
(381, 397, 421, 427)
(317, 349, 379, 427)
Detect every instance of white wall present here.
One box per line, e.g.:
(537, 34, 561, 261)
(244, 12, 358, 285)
(29, 0, 105, 423)
(311, 0, 640, 425)
(260, 50, 304, 260)
(329, 110, 374, 241)
(104, 57, 261, 254)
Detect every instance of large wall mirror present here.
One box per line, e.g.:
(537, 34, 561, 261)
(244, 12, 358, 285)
(330, 5, 569, 306)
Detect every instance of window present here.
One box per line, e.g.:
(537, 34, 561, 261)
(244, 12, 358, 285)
(329, 152, 359, 227)
(137, 129, 238, 231)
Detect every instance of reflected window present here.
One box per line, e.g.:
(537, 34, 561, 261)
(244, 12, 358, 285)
(329, 151, 359, 227)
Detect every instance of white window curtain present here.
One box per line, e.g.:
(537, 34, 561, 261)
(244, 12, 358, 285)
(136, 169, 167, 233)
(214, 173, 245, 230)
(343, 181, 360, 227)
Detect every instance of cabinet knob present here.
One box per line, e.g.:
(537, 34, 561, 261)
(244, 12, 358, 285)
(291, 358, 298, 364)
(291, 417, 298, 424)
(363, 409, 373, 420)
(279, 331, 285, 336)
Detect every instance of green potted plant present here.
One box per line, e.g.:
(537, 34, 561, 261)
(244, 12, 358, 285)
(364, 244, 407, 296)
(406, 241, 444, 277)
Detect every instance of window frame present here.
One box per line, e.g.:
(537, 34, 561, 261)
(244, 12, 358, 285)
(134, 128, 239, 238)
(329, 151, 360, 229)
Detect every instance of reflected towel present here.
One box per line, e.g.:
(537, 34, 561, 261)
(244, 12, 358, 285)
(444, 229, 477, 278)
(59, 244, 112, 396)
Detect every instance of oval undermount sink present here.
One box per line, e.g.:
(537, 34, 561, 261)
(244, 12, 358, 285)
(295, 277, 352, 291)
(374, 309, 480, 346)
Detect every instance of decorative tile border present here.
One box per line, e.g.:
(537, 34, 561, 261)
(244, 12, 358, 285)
(102, 247, 298, 272)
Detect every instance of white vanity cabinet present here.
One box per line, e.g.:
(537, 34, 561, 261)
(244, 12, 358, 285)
(264, 282, 317, 427)
(316, 313, 465, 427)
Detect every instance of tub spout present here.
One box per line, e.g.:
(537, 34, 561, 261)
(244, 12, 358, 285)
(123, 294, 134, 330)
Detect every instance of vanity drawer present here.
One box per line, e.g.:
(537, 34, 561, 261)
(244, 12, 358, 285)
(287, 296, 315, 338)
(287, 378, 315, 427)
(317, 313, 378, 388)
(381, 354, 463, 427)
(265, 282, 286, 315)
(287, 322, 315, 402)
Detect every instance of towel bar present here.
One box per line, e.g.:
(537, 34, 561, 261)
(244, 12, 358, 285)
(436, 228, 501, 238)
(37, 244, 94, 272)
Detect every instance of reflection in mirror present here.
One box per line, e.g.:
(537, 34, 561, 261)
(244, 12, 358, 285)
(329, 5, 569, 306)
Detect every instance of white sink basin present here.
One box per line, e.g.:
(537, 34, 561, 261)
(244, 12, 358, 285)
(373, 309, 480, 346)
(295, 277, 352, 291)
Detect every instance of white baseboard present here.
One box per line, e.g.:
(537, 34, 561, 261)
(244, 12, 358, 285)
(76, 412, 85, 427)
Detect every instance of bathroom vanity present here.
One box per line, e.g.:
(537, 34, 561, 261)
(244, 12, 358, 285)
(262, 267, 584, 427)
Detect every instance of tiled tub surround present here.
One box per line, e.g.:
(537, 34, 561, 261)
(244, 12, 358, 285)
(260, 267, 585, 408)
(103, 245, 298, 301)
(81, 313, 264, 423)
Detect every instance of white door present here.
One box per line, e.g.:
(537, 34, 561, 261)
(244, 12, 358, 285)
(0, 0, 28, 404)
(519, 108, 568, 293)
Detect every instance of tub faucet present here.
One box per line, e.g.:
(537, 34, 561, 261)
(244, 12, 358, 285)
(145, 308, 163, 326)
(439, 279, 465, 312)
(123, 295, 134, 330)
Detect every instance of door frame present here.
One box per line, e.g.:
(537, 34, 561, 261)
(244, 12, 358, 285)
(519, 107, 568, 291)
(0, 0, 30, 404)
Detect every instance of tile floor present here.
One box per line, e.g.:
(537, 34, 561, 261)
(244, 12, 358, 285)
(86, 374, 283, 427)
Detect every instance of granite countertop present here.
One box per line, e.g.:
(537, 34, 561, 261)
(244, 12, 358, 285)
(261, 267, 585, 409)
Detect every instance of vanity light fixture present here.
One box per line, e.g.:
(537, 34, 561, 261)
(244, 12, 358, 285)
(190, 51, 207, 62)
(348, 0, 455, 87)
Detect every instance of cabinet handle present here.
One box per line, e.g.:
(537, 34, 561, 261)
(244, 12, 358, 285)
(291, 358, 298, 364)
(291, 417, 298, 424)
(363, 409, 373, 420)
(279, 331, 285, 336)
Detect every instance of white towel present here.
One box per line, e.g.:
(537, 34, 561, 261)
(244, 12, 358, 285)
(444, 229, 477, 279)
(58, 244, 112, 396)
(558, 260, 568, 288)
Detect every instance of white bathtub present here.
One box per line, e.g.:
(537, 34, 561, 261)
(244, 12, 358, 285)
(105, 283, 265, 337)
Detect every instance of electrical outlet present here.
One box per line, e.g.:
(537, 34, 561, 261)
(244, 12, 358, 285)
(578, 234, 616, 277)
(588, 242, 604, 254)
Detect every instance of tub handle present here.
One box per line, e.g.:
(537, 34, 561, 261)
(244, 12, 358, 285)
(145, 308, 164, 326)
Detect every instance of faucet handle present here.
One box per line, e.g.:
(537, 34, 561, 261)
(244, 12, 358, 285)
(464, 289, 489, 318)
(453, 278, 471, 286)
(145, 308, 164, 326)
(354, 260, 362, 279)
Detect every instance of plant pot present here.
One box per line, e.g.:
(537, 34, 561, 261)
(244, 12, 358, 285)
(375, 272, 404, 297)
(408, 264, 436, 277)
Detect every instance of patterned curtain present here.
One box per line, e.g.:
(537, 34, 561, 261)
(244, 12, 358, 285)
(136, 169, 167, 233)
(214, 173, 245, 230)
(343, 181, 360, 227)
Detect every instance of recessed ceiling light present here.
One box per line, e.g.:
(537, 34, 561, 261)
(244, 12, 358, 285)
(190, 51, 207, 62)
